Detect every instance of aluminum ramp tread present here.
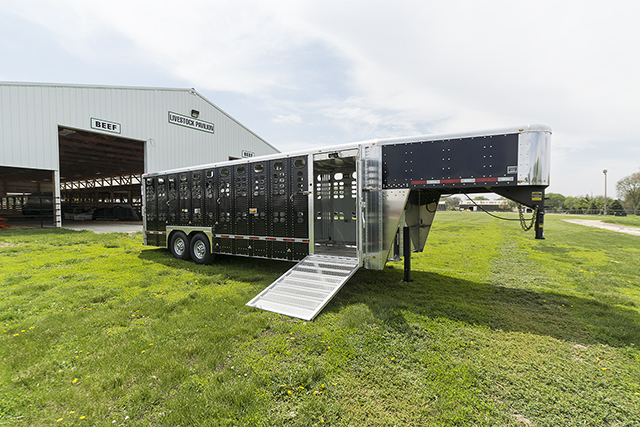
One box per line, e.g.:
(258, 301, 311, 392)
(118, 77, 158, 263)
(246, 254, 360, 321)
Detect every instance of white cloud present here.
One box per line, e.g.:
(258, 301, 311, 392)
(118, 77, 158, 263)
(272, 114, 302, 124)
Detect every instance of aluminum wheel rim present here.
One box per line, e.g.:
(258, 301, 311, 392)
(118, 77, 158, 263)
(194, 240, 206, 259)
(174, 238, 186, 256)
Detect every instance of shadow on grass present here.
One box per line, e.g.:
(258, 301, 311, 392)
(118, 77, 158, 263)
(138, 247, 293, 285)
(331, 268, 640, 349)
(139, 248, 640, 348)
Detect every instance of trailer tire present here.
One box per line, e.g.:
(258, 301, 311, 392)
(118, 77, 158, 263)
(190, 233, 214, 265)
(170, 231, 191, 261)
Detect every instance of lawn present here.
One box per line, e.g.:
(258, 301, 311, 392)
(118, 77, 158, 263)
(1, 212, 639, 426)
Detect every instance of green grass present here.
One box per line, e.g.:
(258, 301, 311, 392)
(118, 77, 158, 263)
(1, 213, 639, 426)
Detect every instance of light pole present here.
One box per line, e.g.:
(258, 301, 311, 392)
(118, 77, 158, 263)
(603, 169, 608, 216)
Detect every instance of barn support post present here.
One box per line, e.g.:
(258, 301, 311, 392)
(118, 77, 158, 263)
(53, 170, 62, 228)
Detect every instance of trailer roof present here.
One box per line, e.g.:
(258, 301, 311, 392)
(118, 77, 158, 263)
(143, 124, 551, 177)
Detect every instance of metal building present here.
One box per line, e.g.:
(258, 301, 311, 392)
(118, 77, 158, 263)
(0, 82, 278, 227)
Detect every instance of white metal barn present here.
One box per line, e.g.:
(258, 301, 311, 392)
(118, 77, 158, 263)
(0, 82, 278, 226)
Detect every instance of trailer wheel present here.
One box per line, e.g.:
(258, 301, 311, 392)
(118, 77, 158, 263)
(190, 233, 214, 265)
(170, 231, 191, 261)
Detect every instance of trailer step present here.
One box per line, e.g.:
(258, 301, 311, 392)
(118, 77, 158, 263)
(246, 254, 360, 321)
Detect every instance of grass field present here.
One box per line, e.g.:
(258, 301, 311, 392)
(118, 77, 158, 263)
(1, 212, 639, 426)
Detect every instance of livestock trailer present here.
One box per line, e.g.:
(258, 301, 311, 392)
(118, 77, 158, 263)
(142, 124, 551, 320)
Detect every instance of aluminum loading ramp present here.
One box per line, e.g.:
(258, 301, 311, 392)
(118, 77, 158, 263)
(246, 254, 360, 321)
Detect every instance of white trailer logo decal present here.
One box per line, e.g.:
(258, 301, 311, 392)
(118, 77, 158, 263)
(168, 111, 215, 134)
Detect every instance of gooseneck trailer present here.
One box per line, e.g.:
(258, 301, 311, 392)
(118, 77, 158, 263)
(142, 124, 551, 320)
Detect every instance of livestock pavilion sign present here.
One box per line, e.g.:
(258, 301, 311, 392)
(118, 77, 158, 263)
(168, 111, 215, 134)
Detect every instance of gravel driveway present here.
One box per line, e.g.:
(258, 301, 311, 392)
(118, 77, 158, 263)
(562, 219, 640, 236)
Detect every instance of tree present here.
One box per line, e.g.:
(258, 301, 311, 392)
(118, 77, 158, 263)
(563, 196, 579, 210)
(545, 192, 566, 210)
(495, 197, 513, 211)
(616, 171, 640, 212)
(608, 199, 624, 214)
(575, 195, 592, 210)
(441, 195, 461, 210)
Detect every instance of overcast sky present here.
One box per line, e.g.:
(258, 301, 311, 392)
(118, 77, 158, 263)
(2, 0, 639, 198)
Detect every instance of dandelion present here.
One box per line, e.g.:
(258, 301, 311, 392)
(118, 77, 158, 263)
(391, 357, 395, 361)
(70, 411, 75, 414)
(21, 330, 25, 333)
(72, 378, 78, 384)
(141, 350, 146, 354)
(29, 326, 35, 329)
(57, 418, 63, 422)
(80, 416, 86, 420)
(287, 390, 292, 395)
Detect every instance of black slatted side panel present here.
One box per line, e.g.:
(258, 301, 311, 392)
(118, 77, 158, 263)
(178, 172, 191, 225)
(217, 167, 233, 253)
(250, 161, 268, 257)
(167, 174, 178, 226)
(269, 159, 290, 259)
(144, 177, 159, 246)
(156, 176, 167, 232)
(205, 169, 217, 228)
(234, 164, 250, 255)
(291, 156, 309, 260)
(145, 177, 158, 231)
(156, 175, 168, 246)
(191, 171, 204, 227)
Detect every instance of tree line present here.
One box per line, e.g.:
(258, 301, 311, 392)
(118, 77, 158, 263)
(546, 169, 640, 215)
